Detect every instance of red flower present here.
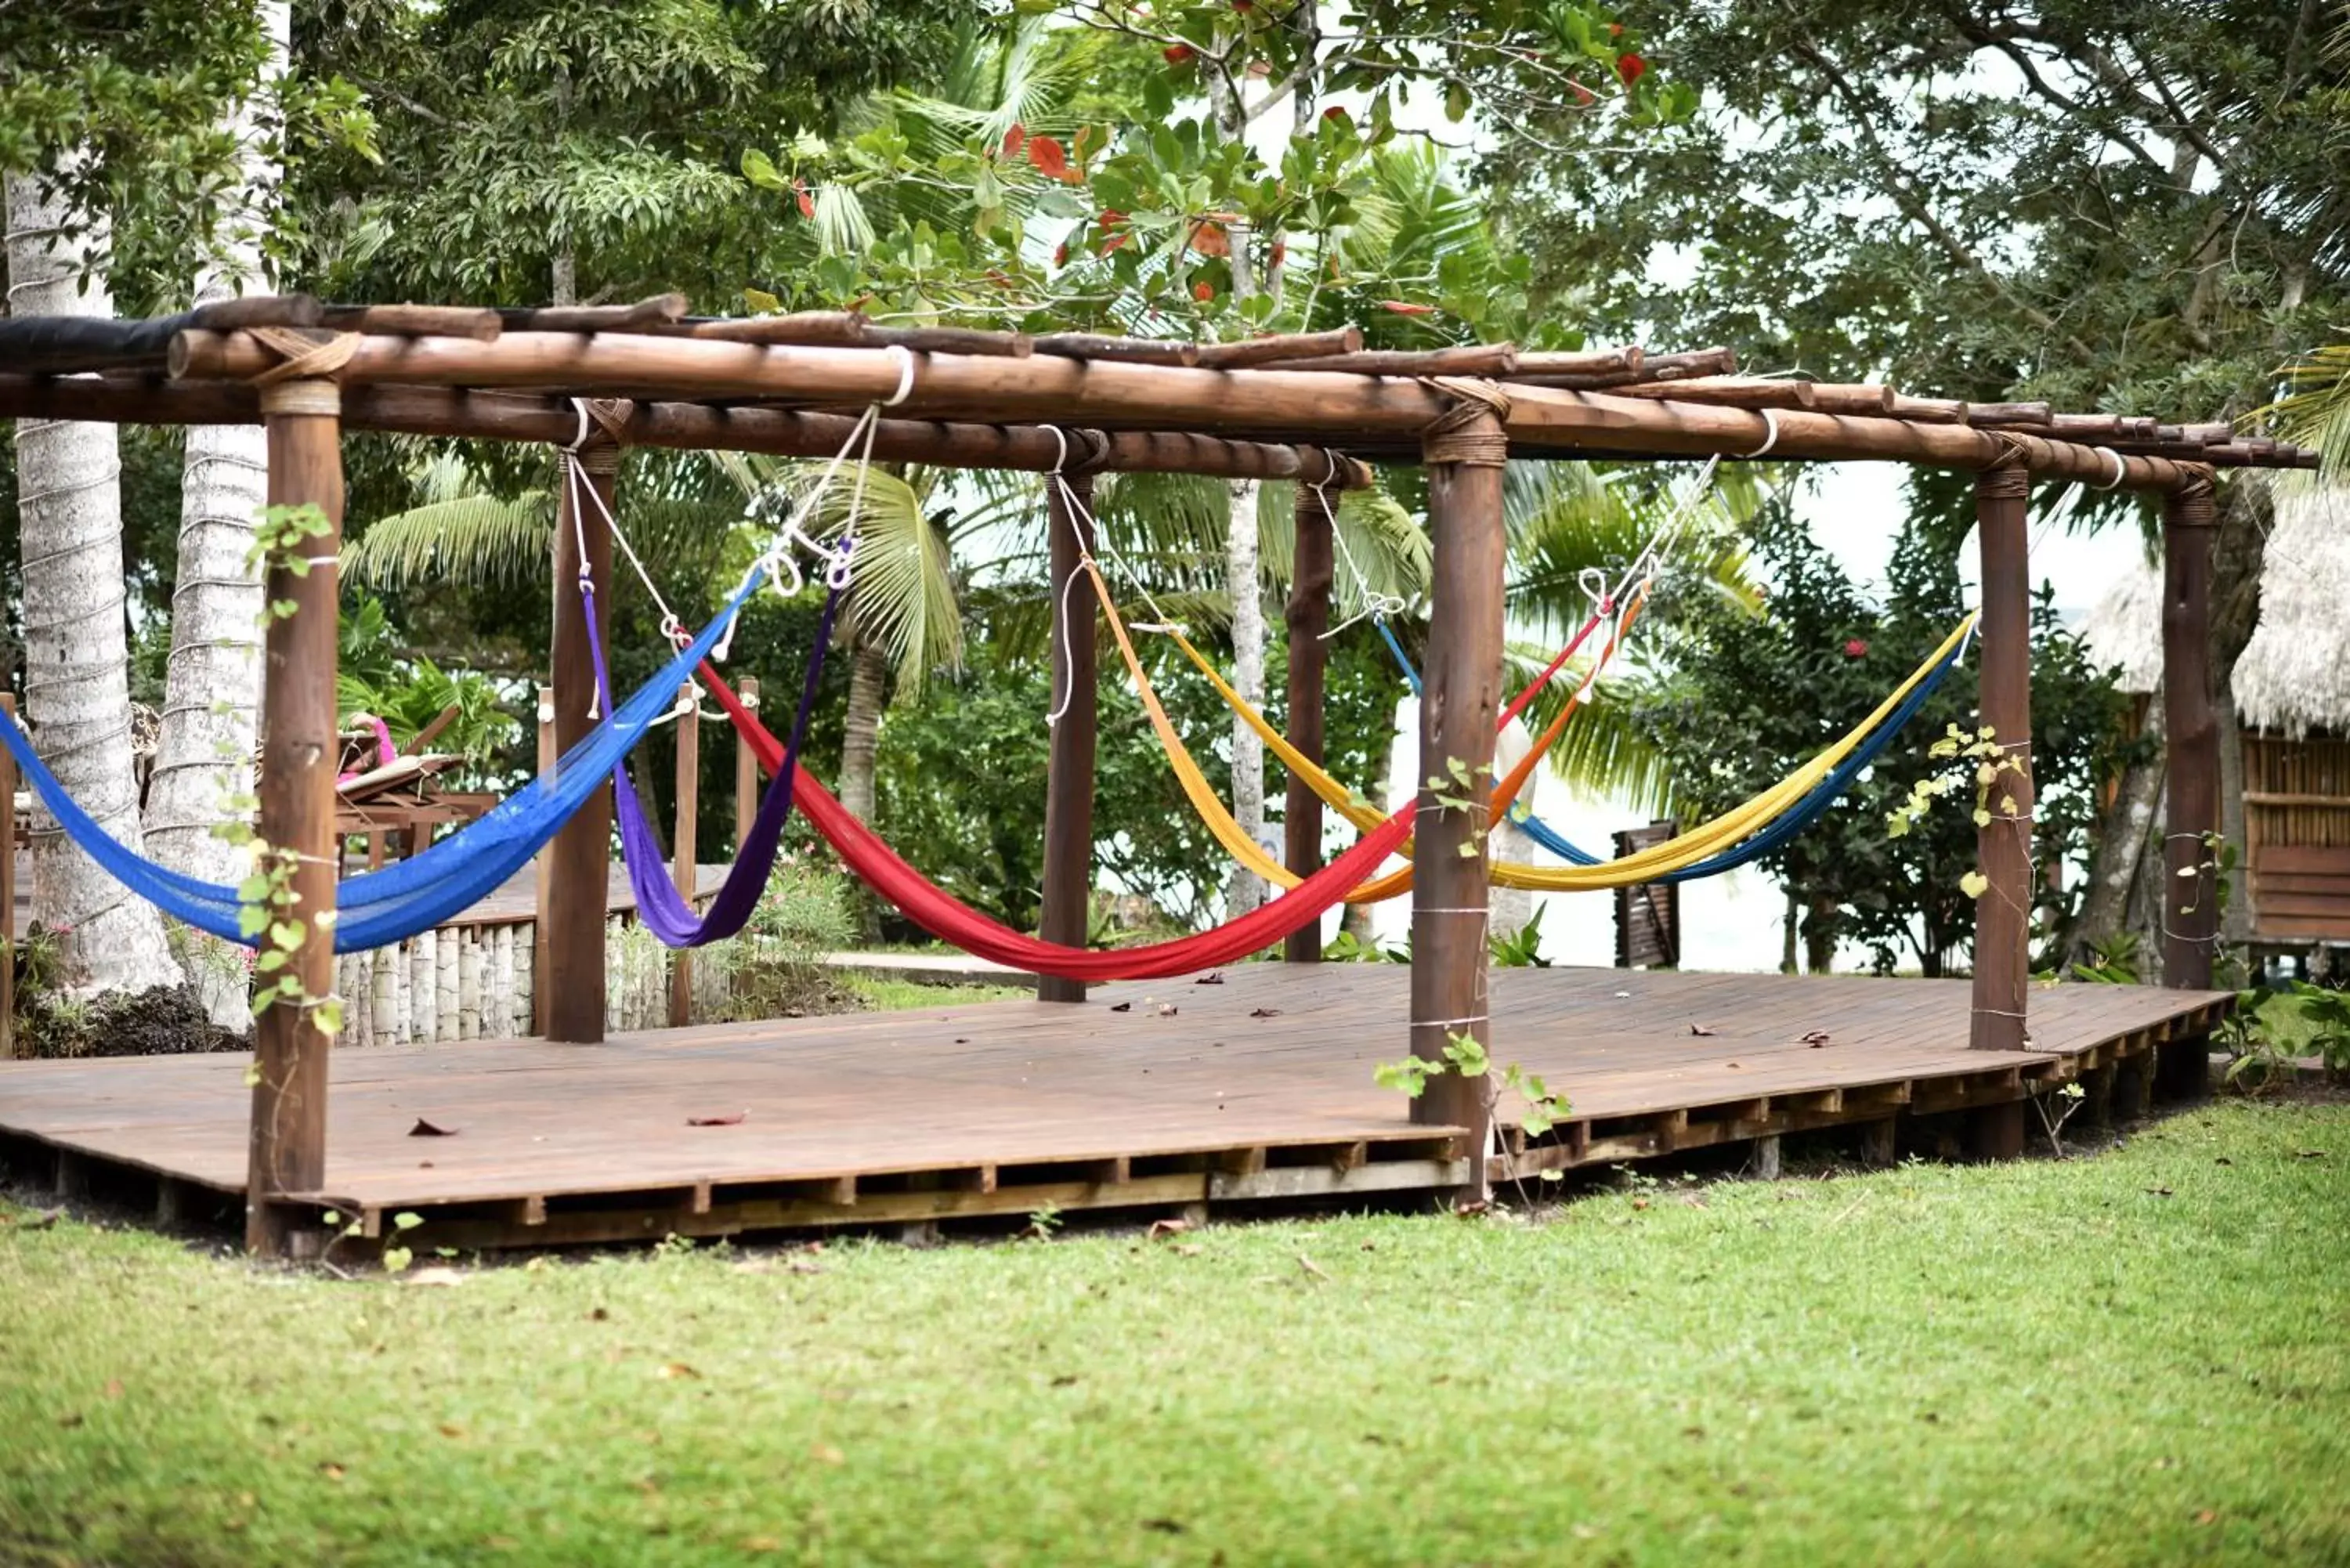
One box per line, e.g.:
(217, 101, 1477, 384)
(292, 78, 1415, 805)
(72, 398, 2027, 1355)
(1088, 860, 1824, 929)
(1192, 280, 1214, 302)
(1164, 43, 1195, 63)
(1608, 21, 1624, 36)
(1189, 220, 1231, 257)
(1377, 299, 1436, 316)
(1003, 123, 1026, 159)
(793, 179, 815, 219)
(1322, 104, 1350, 122)
(1027, 135, 1068, 179)
(1097, 209, 1127, 229)
(1052, 242, 1068, 267)
(1843, 638, 1870, 659)
(1617, 51, 1647, 85)
(1567, 78, 1596, 107)
(1267, 238, 1287, 270)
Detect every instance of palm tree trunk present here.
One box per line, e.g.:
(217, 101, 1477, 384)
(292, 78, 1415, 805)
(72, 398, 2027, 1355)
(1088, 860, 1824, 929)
(5, 170, 186, 997)
(146, 0, 286, 1025)
(1224, 476, 1267, 915)
(840, 639, 888, 822)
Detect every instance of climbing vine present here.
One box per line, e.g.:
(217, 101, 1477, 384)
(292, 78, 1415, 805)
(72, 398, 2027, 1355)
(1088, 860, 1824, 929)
(1886, 720, 2029, 901)
(247, 501, 334, 625)
(1376, 1030, 1570, 1138)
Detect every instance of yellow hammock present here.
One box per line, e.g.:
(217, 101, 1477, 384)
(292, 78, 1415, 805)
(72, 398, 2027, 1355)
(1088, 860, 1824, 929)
(1082, 556, 1976, 896)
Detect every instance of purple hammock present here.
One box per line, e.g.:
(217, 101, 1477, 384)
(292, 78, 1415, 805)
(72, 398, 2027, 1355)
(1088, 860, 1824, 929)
(587, 574, 839, 948)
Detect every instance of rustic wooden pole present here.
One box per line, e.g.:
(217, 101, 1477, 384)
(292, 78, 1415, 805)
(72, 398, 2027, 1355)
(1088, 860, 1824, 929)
(531, 682, 554, 1035)
(1969, 460, 2033, 1157)
(0, 693, 16, 1061)
(247, 378, 344, 1256)
(732, 676, 761, 853)
(1412, 406, 1506, 1205)
(2158, 471, 2220, 1100)
(547, 441, 616, 1042)
(1282, 472, 1337, 963)
(669, 682, 699, 1028)
(1036, 471, 1098, 1003)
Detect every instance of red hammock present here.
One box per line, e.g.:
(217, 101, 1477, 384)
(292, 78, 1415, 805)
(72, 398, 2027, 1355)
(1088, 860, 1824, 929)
(698, 662, 1416, 981)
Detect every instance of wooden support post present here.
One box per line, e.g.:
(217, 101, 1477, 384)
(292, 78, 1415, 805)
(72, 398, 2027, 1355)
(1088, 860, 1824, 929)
(0, 692, 15, 1061)
(732, 676, 761, 853)
(1036, 471, 1097, 1003)
(531, 683, 553, 1035)
(247, 378, 344, 1257)
(669, 681, 699, 1028)
(2158, 471, 2219, 1100)
(1412, 406, 1506, 1205)
(1970, 1101, 2027, 1161)
(1969, 461, 2034, 1053)
(547, 442, 616, 1042)
(1282, 470, 1336, 962)
(1752, 1133, 1783, 1180)
(1858, 1118, 1899, 1167)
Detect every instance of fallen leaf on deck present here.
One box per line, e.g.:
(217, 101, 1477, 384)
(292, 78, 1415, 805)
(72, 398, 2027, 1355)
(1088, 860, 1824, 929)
(1249, 1006, 1282, 1018)
(1109, 1002, 1133, 1013)
(1156, 1003, 1179, 1017)
(1802, 1030, 1832, 1046)
(1194, 971, 1224, 985)
(656, 1362, 701, 1380)
(1726, 1060, 1742, 1069)
(686, 1111, 747, 1127)
(405, 1266, 465, 1287)
(1689, 1023, 1717, 1036)
(407, 1117, 457, 1137)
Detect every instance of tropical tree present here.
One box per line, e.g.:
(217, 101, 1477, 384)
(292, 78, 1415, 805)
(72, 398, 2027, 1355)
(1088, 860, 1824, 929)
(4, 171, 183, 995)
(145, 0, 291, 1024)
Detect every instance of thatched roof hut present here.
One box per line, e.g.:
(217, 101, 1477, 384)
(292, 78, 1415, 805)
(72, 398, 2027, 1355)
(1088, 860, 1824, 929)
(2079, 482, 2350, 736)
(2080, 481, 2350, 948)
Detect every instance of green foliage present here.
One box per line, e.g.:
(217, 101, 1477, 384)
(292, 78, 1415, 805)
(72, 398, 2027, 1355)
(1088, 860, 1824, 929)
(1324, 928, 1408, 964)
(247, 502, 334, 625)
(1635, 504, 2131, 976)
(1488, 906, 1552, 968)
(724, 860, 861, 1020)
(1376, 1029, 1569, 1136)
(335, 589, 520, 775)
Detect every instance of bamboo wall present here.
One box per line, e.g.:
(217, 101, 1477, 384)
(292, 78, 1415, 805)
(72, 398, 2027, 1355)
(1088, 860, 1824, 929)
(329, 915, 736, 1046)
(2243, 731, 2350, 941)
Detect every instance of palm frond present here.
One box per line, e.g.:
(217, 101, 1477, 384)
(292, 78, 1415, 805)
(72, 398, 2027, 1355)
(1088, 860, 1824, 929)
(810, 465, 961, 697)
(343, 490, 553, 591)
(2262, 344, 2350, 478)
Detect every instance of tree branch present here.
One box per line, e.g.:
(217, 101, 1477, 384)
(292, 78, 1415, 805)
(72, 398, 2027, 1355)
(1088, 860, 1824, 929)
(1940, 6, 2169, 179)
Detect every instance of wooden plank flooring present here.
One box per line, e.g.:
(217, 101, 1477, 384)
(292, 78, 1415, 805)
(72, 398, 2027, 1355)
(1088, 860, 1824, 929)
(0, 966, 2228, 1246)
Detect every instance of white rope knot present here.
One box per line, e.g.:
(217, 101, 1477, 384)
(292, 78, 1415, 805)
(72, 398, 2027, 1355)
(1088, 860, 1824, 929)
(1744, 407, 1781, 459)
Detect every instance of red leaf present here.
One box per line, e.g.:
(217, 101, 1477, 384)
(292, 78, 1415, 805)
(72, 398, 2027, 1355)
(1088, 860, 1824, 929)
(1003, 122, 1027, 158)
(407, 1117, 458, 1137)
(1377, 299, 1436, 316)
(1192, 280, 1214, 302)
(1321, 104, 1349, 122)
(1028, 135, 1068, 179)
(1617, 51, 1647, 85)
(1052, 243, 1068, 267)
(687, 1111, 747, 1127)
(793, 180, 815, 220)
(1163, 43, 1195, 63)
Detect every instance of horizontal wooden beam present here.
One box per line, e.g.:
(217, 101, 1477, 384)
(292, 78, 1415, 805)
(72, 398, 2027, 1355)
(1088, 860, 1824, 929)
(0, 372, 1362, 483)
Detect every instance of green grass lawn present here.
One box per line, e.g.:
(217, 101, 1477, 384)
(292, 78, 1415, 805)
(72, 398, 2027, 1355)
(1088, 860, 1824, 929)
(839, 975, 1029, 1011)
(2, 1100, 2346, 1567)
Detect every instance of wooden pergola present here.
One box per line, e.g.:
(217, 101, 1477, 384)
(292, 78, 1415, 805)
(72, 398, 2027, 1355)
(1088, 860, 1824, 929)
(0, 294, 2315, 1255)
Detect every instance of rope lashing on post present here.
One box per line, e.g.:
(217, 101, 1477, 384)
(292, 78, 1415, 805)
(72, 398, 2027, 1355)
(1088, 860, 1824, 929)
(1419, 378, 1513, 467)
(244, 326, 360, 388)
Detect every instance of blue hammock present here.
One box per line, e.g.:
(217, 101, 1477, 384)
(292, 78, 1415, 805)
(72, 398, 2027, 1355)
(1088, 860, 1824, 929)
(1375, 616, 1965, 882)
(0, 576, 760, 952)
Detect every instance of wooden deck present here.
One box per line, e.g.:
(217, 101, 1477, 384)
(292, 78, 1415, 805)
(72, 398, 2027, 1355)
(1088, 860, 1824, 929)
(0, 966, 2228, 1248)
